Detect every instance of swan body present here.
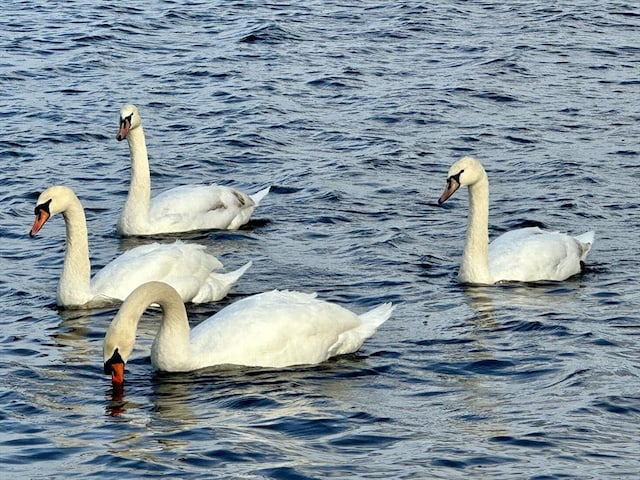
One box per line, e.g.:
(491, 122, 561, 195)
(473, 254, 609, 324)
(30, 186, 250, 308)
(438, 156, 595, 284)
(116, 103, 270, 236)
(103, 281, 394, 384)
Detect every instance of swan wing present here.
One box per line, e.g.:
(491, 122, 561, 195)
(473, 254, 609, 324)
(91, 241, 223, 302)
(148, 184, 258, 232)
(188, 290, 392, 369)
(489, 227, 592, 282)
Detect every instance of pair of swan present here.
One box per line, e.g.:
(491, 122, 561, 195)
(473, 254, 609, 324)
(438, 156, 595, 284)
(30, 103, 271, 308)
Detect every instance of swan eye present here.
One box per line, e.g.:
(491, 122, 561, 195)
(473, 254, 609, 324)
(447, 169, 464, 187)
(34, 198, 52, 216)
(120, 113, 133, 126)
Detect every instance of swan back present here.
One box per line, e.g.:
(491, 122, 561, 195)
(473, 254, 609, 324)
(489, 227, 595, 282)
(187, 290, 394, 369)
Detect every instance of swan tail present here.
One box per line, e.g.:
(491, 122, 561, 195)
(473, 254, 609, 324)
(358, 302, 395, 336)
(250, 186, 271, 206)
(193, 261, 253, 303)
(329, 302, 394, 358)
(575, 231, 595, 260)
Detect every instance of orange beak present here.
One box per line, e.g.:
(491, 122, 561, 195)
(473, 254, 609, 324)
(30, 209, 50, 237)
(110, 362, 125, 385)
(105, 348, 126, 385)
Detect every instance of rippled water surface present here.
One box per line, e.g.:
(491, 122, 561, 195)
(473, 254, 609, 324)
(2, 1, 640, 478)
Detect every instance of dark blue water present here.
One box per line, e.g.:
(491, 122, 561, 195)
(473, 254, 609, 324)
(1, 1, 639, 478)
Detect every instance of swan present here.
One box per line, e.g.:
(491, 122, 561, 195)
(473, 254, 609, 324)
(103, 281, 394, 384)
(29, 186, 251, 308)
(437, 156, 595, 284)
(116, 103, 270, 236)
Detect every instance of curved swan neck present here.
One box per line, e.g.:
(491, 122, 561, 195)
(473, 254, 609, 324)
(58, 197, 93, 304)
(107, 282, 192, 369)
(153, 289, 192, 361)
(460, 175, 493, 284)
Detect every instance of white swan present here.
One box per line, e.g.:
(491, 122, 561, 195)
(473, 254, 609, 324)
(30, 186, 251, 308)
(438, 156, 595, 284)
(116, 103, 270, 236)
(103, 281, 394, 384)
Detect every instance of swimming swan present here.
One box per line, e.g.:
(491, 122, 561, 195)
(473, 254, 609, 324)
(116, 103, 270, 236)
(103, 281, 394, 384)
(30, 186, 250, 308)
(438, 156, 594, 284)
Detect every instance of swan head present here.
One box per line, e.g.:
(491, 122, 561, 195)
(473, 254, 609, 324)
(438, 156, 486, 205)
(29, 186, 78, 237)
(116, 104, 141, 141)
(103, 305, 138, 385)
(104, 348, 126, 385)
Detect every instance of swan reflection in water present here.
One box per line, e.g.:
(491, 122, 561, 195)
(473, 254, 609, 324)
(425, 281, 591, 441)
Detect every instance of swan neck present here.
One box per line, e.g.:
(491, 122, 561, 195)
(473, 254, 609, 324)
(107, 283, 192, 370)
(125, 125, 151, 207)
(152, 288, 193, 370)
(59, 199, 92, 303)
(460, 176, 492, 284)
